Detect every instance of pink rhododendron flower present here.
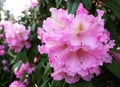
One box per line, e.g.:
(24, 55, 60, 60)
(37, 3, 115, 84)
(76, 3, 88, 15)
(3, 66, 9, 71)
(2, 21, 31, 52)
(14, 62, 35, 78)
(0, 45, 6, 56)
(2, 59, 8, 65)
(9, 80, 26, 87)
(30, 0, 39, 8)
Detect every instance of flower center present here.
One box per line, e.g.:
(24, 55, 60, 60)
(76, 23, 84, 34)
(54, 17, 65, 28)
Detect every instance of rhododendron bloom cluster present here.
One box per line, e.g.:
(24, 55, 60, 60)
(9, 80, 26, 87)
(2, 21, 31, 52)
(14, 62, 35, 78)
(38, 3, 115, 83)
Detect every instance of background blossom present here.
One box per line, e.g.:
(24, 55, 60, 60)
(14, 62, 35, 78)
(1, 21, 31, 52)
(9, 80, 26, 87)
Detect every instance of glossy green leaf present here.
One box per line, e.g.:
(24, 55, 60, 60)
(67, 0, 74, 13)
(31, 22, 36, 32)
(50, 80, 66, 87)
(103, 0, 120, 19)
(55, 0, 63, 8)
(12, 61, 22, 71)
(81, 0, 92, 10)
(41, 78, 51, 87)
(17, 49, 27, 63)
(20, 72, 27, 82)
(104, 14, 118, 43)
(105, 59, 120, 79)
(71, 0, 80, 14)
(70, 80, 93, 87)
(27, 43, 38, 64)
(93, 76, 106, 87)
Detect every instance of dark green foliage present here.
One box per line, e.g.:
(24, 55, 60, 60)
(103, 0, 120, 19)
(0, 57, 15, 87)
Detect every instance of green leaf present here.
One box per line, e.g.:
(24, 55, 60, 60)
(67, 0, 74, 13)
(27, 43, 38, 63)
(41, 78, 51, 87)
(71, 0, 80, 14)
(31, 54, 48, 85)
(31, 22, 36, 32)
(81, 0, 92, 10)
(43, 63, 51, 75)
(55, 0, 63, 8)
(34, 4, 40, 13)
(70, 80, 93, 87)
(29, 33, 37, 40)
(50, 80, 66, 87)
(103, 0, 120, 19)
(35, 55, 48, 75)
(55, 80, 66, 87)
(93, 76, 106, 87)
(105, 59, 120, 79)
(50, 80, 57, 87)
(20, 72, 27, 82)
(12, 61, 22, 71)
(27, 48, 34, 64)
(17, 49, 27, 63)
(111, 48, 120, 53)
(104, 14, 118, 43)
(42, 62, 51, 81)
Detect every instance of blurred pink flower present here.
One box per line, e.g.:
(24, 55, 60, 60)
(1, 59, 8, 65)
(23, 78, 28, 85)
(3, 66, 9, 71)
(30, 0, 39, 8)
(14, 62, 35, 79)
(2, 21, 31, 52)
(37, 3, 115, 84)
(34, 57, 38, 63)
(9, 80, 26, 87)
(0, 45, 6, 56)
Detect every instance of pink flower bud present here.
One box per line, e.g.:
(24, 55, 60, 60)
(2, 59, 8, 65)
(3, 66, 9, 71)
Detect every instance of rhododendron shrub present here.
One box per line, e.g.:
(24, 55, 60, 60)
(37, 3, 115, 83)
(1, 0, 120, 87)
